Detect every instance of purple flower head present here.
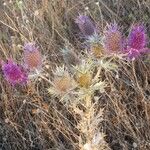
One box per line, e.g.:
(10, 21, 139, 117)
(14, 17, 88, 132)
(103, 22, 123, 53)
(75, 15, 96, 37)
(125, 24, 150, 60)
(128, 24, 147, 50)
(2, 59, 27, 85)
(23, 42, 42, 70)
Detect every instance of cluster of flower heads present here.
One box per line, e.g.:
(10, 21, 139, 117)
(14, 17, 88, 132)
(0, 14, 149, 86)
(75, 14, 150, 59)
(1, 42, 42, 86)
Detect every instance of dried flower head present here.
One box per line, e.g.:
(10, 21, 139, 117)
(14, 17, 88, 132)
(48, 66, 77, 97)
(87, 34, 104, 57)
(23, 42, 42, 70)
(91, 44, 104, 58)
(103, 23, 123, 53)
(128, 24, 147, 50)
(2, 60, 27, 85)
(75, 61, 93, 88)
(53, 76, 73, 94)
(77, 72, 92, 88)
(75, 15, 96, 37)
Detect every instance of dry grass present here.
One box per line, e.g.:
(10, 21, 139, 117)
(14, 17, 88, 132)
(0, 0, 150, 150)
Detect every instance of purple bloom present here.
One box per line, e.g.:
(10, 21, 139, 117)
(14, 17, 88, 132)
(2, 60, 27, 85)
(103, 23, 123, 53)
(75, 15, 96, 37)
(23, 42, 42, 70)
(125, 24, 150, 59)
(128, 24, 147, 50)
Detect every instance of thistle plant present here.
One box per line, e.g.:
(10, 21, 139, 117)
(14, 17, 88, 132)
(103, 23, 123, 54)
(128, 24, 147, 50)
(48, 54, 112, 149)
(126, 24, 150, 59)
(74, 60, 93, 88)
(1, 1, 150, 150)
(73, 59, 110, 150)
(23, 42, 42, 70)
(2, 59, 27, 85)
(23, 42, 45, 80)
(86, 34, 105, 58)
(75, 15, 97, 38)
(48, 65, 77, 102)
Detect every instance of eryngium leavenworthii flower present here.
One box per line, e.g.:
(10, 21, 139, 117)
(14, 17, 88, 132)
(128, 24, 147, 50)
(23, 42, 42, 70)
(2, 60, 27, 85)
(103, 23, 123, 53)
(126, 24, 150, 59)
(87, 34, 104, 57)
(75, 15, 96, 37)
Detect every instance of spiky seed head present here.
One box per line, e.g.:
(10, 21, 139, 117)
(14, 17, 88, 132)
(75, 15, 96, 37)
(53, 75, 73, 94)
(76, 72, 92, 88)
(103, 23, 123, 53)
(49, 66, 77, 96)
(2, 59, 27, 85)
(86, 34, 104, 57)
(91, 44, 104, 58)
(74, 61, 93, 88)
(128, 24, 147, 50)
(23, 42, 42, 70)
